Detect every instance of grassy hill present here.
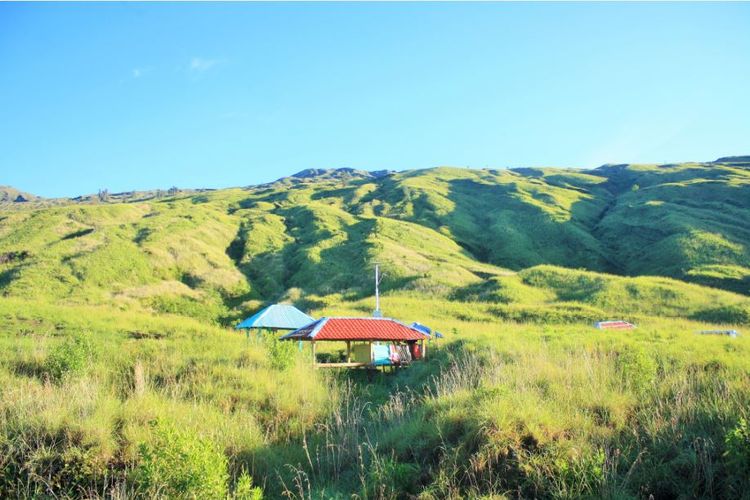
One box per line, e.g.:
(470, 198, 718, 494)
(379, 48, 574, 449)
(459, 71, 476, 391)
(594, 162, 750, 294)
(1, 159, 748, 321)
(1, 159, 750, 498)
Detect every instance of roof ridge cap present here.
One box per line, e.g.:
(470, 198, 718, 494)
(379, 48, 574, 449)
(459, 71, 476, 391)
(327, 316, 398, 320)
(309, 317, 329, 339)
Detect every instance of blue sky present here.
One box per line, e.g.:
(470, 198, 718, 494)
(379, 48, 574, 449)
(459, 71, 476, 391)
(1, 2, 749, 198)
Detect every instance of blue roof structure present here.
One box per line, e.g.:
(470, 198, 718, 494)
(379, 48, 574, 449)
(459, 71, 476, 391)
(236, 304, 315, 330)
(410, 322, 444, 339)
(699, 330, 739, 338)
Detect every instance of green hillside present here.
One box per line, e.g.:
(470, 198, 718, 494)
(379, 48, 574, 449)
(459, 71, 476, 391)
(1, 159, 750, 498)
(594, 162, 750, 293)
(1, 159, 749, 318)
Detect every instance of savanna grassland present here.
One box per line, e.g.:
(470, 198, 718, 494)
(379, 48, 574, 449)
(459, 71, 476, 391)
(1, 158, 749, 499)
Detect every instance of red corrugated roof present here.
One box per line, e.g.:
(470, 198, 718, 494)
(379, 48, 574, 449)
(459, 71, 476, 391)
(281, 317, 427, 341)
(595, 321, 635, 330)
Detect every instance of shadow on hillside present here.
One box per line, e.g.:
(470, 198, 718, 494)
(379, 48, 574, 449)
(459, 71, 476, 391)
(0, 267, 22, 290)
(225, 201, 417, 310)
(61, 228, 94, 241)
(586, 164, 750, 289)
(438, 177, 612, 272)
(309, 177, 375, 207)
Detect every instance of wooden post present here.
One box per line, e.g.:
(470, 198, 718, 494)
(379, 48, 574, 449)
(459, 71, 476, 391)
(422, 339, 427, 360)
(346, 341, 351, 363)
(311, 341, 317, 367)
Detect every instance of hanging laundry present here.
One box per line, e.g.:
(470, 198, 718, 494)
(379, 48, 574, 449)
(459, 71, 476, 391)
(397, 344, 412, 364)
(372, 344, 391, 366)
(409, 342, 422, 360)
(389, 344, 401, 364)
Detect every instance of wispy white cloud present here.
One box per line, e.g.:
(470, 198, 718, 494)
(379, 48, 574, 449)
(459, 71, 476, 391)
(131, 67, 150, 79)
(189, 57, 222, 73)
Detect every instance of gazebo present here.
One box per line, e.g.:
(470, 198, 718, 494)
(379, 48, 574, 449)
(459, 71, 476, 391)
(280, 317, 429, 368)
(235, 304, 314, 337)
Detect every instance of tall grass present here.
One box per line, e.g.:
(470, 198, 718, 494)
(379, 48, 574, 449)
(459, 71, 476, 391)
(0, 294, 748, 498)
(258, 325, 750, 498)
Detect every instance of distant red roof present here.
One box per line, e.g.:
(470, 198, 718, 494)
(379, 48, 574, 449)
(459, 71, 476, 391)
(280, 317, 428, 342)
(595, 320, 635, 330)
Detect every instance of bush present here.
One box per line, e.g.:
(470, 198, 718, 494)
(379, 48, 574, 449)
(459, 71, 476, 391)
(264, 335, 297, 370)
(724, 418, 750, 475)
(233, 471, 263, 500)
(363, 456, 420, 498)
(43, 333, 94, 381)
(616, 347, 656, 392)
(526, 448, 607, 498)
(555, 448, 606, 497)
(135, 420, 230, 499)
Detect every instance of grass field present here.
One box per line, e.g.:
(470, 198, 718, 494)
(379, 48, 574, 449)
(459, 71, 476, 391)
(1, 159, 749, 498)
(0, 294, 748, 498)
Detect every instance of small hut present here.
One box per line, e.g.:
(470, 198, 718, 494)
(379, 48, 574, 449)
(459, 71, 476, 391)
(699, 329, 739, 338)
(280, 317, 429, 368)
(594, 320, 635, 330)
(235, 304, 314, 337)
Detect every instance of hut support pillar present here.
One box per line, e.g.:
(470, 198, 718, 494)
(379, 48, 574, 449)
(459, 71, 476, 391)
(311, 341, 317, 366)
(346, 341, 351, 363)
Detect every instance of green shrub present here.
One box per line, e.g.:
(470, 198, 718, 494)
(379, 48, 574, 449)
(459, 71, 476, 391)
(539, 448, 606, 498)
(0, 439, 108, 498)
(264, 335, 297, 370)
(233, 471, 263, 500)
(724, 418, 750, 474)
(616, 347, 656, 392)
(363, 456, 420, 498)
(43, 333, 94, 381)
(135, 420, 229, 499)
(516, 445, 608, 498)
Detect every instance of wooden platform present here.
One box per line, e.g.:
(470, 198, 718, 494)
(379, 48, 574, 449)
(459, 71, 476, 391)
(315, 362, 371, 369)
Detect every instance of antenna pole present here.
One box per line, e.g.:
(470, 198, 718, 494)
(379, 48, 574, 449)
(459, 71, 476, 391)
(375, 263, 380, 311)
(374, 263, 382, 317)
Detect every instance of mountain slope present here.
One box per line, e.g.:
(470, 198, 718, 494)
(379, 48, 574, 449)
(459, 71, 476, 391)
(594, 161, 750, 292)
(1, 158, 749, 324)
